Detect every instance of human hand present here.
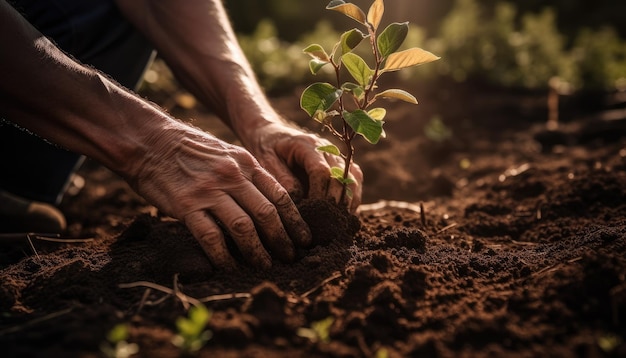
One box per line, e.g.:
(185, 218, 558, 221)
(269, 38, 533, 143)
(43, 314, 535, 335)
(128, 122, 312, 270)
(242, 122, 363, 213)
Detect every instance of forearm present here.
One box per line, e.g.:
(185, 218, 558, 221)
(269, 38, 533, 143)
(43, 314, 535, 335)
(0, 1, 179, 179)
(114, 0, 281, 145)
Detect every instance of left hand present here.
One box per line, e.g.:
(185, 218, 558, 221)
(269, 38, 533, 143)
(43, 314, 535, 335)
(243, 122, 363, 213)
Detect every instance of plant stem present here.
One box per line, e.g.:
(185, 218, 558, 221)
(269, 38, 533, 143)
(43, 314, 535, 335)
(339, 136, 354, 204)
(363, 26, 382, 110)
(334, 59, 354, 204)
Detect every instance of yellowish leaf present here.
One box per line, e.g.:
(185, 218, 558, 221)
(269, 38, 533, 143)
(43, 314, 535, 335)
(303, 44, 330, 62)
(368, 108, 387, 121)
(382, 47, 440, 72)
(367, 0, 384, 31)
(375, 89, 418, 104)
(327, 2, 366, 25)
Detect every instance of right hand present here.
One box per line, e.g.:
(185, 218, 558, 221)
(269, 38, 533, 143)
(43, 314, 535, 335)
(128, 121, 312, 270)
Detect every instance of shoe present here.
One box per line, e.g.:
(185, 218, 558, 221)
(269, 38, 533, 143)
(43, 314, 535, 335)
(0, 190, 66, 234)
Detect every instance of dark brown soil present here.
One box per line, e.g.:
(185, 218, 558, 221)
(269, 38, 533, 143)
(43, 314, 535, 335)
(1, 81, 626, 357)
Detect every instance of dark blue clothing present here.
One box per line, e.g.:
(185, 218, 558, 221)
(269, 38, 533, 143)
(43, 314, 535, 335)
(1, 0, 154, 204)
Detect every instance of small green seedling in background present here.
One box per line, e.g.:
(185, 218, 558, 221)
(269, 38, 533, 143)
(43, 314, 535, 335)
(597, 333, 623, 354)
(100, 323, 139, 358)
(171, 304, 213, 354)
(301, 0, 439, 202)
(424, 115, 452, 143)
(375, 347, 389, 358)
(296, 316, 334, 343)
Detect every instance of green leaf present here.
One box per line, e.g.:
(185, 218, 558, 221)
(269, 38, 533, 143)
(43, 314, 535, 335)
(341, 82, 360, 91)
(367, 108, 387, 139)
(303, 44, 331, 62)
(317, 144, 342, 156)
(326, 1, 366, 25)
(367, 0, 385, 31)
(311, 317, 334, 343)
(176, 318, 197, 336)
(368, 108, 387, 121)
(341, 82, 366, 101)
(189, 305, 211, 325)
(424, 116, 452, 142)
(329, 167, 356, 185)
(345, 186, 353, 198)
(341, 52, 373, 87)
(330, 167, 345, 180)
(300, 83, 342, 117)
(107, 324, 129, 343)
(309, 59, 329, 75)
(340, 28, 366, 56)
(382, 47, 440, 72)
(374, 88, 418, 104)
(377, 22, 409, 58)
(343, 110, 384, 144)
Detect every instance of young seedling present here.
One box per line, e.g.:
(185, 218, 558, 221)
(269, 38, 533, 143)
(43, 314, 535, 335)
(301, 0, 440, 202)
(100, 323, 139, 358)
(171, 304, 213, 354)
(296, 316, 334, 343)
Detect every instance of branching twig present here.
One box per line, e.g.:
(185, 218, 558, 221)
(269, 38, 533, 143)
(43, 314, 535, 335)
(119, 279, 252, 309)
(172, 274, 190, 311)
(118, 280, 202, 308)
(302, 271, 343, 298)
(437, 223, 458, 234)
(198, 293, 251, 303)
(26, 234, 40, 260)
(135, 288, 152, 315)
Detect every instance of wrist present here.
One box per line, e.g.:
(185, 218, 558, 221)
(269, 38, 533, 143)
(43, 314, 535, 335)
(224, 84, 283, 146)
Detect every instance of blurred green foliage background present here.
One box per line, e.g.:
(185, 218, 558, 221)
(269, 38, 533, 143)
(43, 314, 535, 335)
(143, 0, 626, 99)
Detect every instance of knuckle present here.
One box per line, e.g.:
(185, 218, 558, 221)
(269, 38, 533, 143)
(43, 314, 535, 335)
(232, 148, 259, 167)
(214, 158, 241, 179)
(256, 202, 279, 223)
(228, 216, 256, 237)
(274, 188, 292, 206)
(199, 230, 223, 249)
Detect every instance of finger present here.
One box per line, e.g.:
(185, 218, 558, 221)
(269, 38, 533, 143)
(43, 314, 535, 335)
(210, 195, 272, 270)
(275, 139, 330, 199)
(184, 210, 237, 271)
(250, 169, 312, 248)
(230, 180, 297, 261)
(264, 155, 305, 202)
(322, 153, 346, 204)
(308, 166, 331, 199)
(327, 173, 345, 204)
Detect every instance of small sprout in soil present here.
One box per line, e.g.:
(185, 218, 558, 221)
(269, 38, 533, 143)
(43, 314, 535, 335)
(296, 316, 334, 343)
(375, 347, 389, 358)
(301, 0, 439, 203)
(100, 323, 139, 358)
(597, 333, 623, 354)
(424, 115, 452, 143)
(171, 304, 213, 354)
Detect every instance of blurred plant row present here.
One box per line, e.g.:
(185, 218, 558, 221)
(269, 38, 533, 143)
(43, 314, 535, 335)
(141, 0, 626, 102)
